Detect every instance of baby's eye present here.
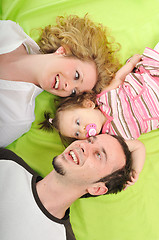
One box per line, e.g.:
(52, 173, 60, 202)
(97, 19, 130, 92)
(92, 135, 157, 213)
(75, 71, 80, 80)
(76, 119, 80, 126)
(71, 89, 76, 96)
(75, 132, 80, 137)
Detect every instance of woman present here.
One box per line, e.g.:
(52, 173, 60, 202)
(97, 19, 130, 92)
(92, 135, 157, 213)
(0, 14, 120, 147)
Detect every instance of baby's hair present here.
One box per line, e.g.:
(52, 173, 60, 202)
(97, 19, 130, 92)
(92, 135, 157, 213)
(39, 91, 97, 134)
(39, 112, 54, 132)
(38, 14, 121, 93)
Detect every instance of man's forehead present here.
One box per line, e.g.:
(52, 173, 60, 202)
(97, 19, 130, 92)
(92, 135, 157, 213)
(95, 134, 120, 146)
(96, 134, 126, 169)
(94, 134, 113, 146)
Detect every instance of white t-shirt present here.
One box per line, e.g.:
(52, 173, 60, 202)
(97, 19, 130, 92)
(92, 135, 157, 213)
(0, 20, 43, 147)
(0, 148, 76, 240)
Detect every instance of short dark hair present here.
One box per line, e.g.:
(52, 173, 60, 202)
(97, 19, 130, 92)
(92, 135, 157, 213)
(82, 135, 132, 198)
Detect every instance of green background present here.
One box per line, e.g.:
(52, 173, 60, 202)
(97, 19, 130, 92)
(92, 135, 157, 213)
(1, 0, 159, 239)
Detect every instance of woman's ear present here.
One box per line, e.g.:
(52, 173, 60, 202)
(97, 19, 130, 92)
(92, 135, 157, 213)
(83, 99, 95, 109)
(55, 46, 66, 55)
(87, 182, 108, 196)
(55, 45, 71, 56)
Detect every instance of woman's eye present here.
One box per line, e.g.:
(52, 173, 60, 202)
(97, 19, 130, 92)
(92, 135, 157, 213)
(75, 132, 79, 137)
(76, 119, 80, 126)
(75, 71, 80, 80)
(71, 89, 76, 95)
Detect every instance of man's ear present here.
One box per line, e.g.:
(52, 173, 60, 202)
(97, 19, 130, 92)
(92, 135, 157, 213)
(87, 182, 108, 196)
(55, 46, 66, 55)
(83, 99, 95, 109)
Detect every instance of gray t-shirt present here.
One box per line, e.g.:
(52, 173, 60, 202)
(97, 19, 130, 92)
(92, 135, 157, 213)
(0, 148, 76, 240)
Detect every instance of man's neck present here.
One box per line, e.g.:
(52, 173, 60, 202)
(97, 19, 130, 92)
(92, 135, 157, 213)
(36, 170, 84, 219)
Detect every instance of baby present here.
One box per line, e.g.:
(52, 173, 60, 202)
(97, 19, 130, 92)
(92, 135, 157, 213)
(41, 44, 159, 140)
(40, 43, 159, 188)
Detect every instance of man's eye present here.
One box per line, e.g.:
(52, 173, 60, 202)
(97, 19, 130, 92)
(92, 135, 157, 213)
(76, 119, 80, 126)
(96, 152, 101, 159)
(75, 132, 80, 137)
(87, 138, 92, 144)
(71, 89, 76, 96)
(87, 137, 94, 144)
(75, 71, 80, 80)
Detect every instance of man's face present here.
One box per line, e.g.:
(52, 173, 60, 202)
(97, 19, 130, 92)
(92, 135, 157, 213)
(53, 134, 126, 187)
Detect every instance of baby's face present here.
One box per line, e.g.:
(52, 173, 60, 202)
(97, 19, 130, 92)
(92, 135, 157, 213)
(58, 107, 102, 139)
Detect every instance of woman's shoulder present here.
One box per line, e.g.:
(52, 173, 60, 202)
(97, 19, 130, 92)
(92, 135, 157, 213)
(0, 20, 19, 28)
(0, 20, 40, 55)
(0, 20, 27, 54)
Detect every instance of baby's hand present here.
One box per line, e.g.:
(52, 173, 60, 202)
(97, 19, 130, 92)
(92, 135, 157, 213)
(129, 54, 142, 65)
(123, 169, 139, 190)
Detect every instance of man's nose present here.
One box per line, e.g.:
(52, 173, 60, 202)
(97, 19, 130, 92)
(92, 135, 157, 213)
(80, 141, 91, 157)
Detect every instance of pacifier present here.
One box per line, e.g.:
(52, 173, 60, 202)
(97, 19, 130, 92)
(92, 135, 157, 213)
(86, 123, 97, 138)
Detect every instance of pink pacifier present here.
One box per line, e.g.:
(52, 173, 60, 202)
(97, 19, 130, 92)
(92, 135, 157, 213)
(86, 123, 97, 138)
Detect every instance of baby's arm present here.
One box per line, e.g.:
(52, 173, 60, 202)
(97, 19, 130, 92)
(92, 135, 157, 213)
(115, 54, 142, 82)
(103, 54, 142, 91)
(124, 139, 146, 190)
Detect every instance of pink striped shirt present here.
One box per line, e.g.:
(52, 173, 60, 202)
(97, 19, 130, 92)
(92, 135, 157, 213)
(96, 47, 159, 139)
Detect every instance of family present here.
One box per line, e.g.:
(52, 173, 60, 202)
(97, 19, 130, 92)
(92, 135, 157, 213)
(0, 14, 159, 240)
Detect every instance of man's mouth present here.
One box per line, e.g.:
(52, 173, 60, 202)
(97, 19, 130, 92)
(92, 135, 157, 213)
(54, 74, 59, 89)
(69, 150, 79, 165)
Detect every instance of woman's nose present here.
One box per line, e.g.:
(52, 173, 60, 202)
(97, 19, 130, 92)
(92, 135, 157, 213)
(64, 78, 79, 91)
(64, 82, 69, 90)
(64, 81, 74, 92)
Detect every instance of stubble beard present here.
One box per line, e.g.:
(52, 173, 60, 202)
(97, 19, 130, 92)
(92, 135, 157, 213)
(52, 156, 66, 176)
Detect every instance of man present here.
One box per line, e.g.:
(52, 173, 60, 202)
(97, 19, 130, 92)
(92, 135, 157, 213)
(0, 134, 132, 240)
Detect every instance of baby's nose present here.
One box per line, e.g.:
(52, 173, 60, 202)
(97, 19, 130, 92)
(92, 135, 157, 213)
(79, 126, 87, 138)
(80, 126, 86, 133)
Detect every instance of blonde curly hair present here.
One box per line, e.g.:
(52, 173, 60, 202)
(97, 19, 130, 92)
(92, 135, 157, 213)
(38, 14, 121, 93)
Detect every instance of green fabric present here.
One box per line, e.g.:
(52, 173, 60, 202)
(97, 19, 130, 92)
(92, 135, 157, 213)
(1, 0, 159, 239)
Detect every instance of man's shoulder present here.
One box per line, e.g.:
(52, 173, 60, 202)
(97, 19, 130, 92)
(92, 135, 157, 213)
(64, 216, 76, 240)
(0, 148, 35, 175)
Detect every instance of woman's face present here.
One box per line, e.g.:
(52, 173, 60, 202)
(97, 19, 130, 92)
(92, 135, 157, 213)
(38, 49, 97, 97)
